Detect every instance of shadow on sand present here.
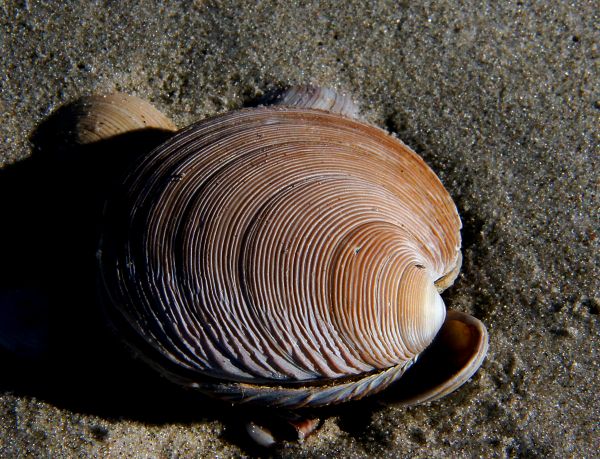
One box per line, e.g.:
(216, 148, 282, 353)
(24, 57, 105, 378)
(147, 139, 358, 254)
(0, 102, 203, 419)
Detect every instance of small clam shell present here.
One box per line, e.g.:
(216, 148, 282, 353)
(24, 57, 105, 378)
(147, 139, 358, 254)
(60, 93, 176, 145)
(269, 86, 360, 118)
(98, 106, 462, 407)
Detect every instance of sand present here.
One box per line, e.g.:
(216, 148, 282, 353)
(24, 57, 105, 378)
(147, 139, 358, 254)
(0, 1, 598, 457)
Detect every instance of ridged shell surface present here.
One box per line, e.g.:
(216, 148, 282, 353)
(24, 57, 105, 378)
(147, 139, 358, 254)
(99, 107, 461, 395)
(270, 86, 360, 119)
(64, 93, 176, 144)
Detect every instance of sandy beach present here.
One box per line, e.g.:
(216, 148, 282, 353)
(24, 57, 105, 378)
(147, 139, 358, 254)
(1, 1, 598, 457)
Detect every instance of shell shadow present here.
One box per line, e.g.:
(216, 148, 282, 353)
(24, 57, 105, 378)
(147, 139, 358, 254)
(0, 101, 354, 456)
(0, 102, 229, 425)
(333, 399, 392, 450)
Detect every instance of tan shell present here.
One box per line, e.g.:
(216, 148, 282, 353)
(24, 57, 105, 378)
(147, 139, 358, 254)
(60, 93, 176, 145)
(98, 104, 469, 407)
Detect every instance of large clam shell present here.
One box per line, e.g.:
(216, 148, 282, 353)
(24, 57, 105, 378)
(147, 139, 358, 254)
(98, 106, 463, 407)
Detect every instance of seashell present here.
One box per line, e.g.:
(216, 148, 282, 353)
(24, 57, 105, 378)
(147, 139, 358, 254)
(96, 88, 488, 411)
(57, 93, 176, 145)
(267, 85, 360, 119)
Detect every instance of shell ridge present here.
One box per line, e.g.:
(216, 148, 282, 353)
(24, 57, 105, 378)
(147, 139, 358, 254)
(204, 358, 416, 408)
(240, 175, 381, 377)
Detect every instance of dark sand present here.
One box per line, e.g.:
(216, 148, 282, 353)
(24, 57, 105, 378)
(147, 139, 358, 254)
(1, 1, 598, 457)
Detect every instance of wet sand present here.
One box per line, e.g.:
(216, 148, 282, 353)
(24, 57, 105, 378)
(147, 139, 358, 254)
(1, 1, 598, 457)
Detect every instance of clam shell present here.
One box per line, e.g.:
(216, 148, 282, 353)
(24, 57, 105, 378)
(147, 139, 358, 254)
(268, 86, 360, 118)
(98, 107, 462, 406)
(60, 93, 176, 145)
